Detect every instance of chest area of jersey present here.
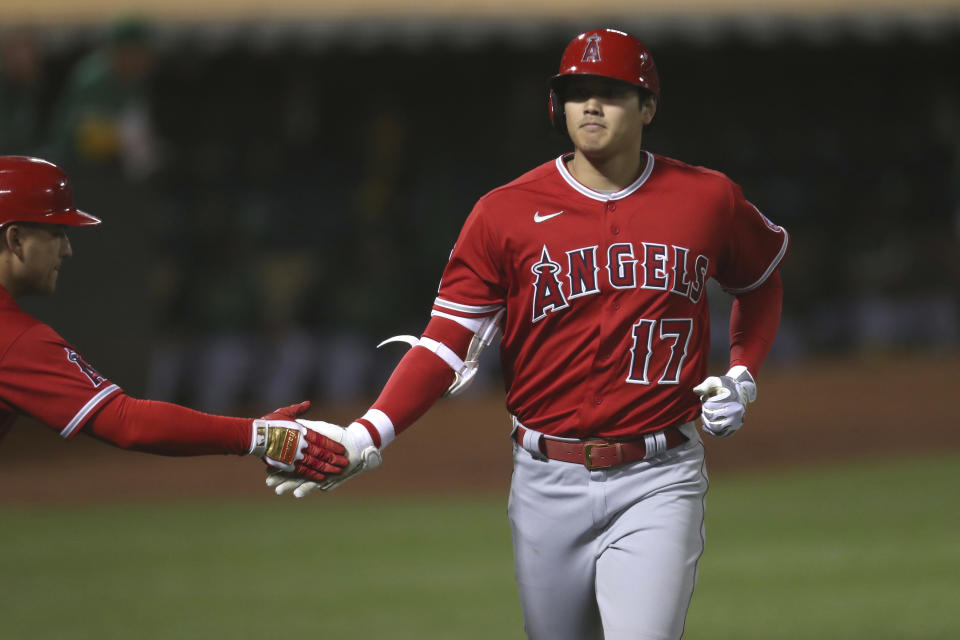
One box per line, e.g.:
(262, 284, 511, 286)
(507, 200, 715, 322)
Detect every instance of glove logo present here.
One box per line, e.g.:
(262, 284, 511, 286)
(266, 427, 300, 465)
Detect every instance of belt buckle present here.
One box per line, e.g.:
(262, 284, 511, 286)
(583, 442, 623, 470)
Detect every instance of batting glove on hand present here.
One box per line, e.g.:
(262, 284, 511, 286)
(266, 420, 382, 498)
(250, 402, 350, 483)
(693, 366, 757, 438)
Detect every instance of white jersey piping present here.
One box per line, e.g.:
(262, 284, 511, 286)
(555, 151, 655, 202)
(59, 383, 121, 438)
(433, 298, 502, 315)
(723, 228, 790, 294)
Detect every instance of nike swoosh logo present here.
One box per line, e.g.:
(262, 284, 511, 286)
(533, 210, 565, 223)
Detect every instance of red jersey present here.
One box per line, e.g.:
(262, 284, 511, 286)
(0, 284, 121, 442)
(433, 152, 789, 439)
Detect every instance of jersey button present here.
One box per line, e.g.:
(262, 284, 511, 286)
(607, 202, 616, 211)
(611, 225, 620, 235)
(594, 396, 602, 405)
(612, 302, 620, 310)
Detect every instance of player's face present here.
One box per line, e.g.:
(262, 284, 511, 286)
(15, 224, 73, 295)
(563, 77, 654, 158)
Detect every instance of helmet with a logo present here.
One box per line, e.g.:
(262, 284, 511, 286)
(0, 156, 100, 228)
(548, 28, 660, 134)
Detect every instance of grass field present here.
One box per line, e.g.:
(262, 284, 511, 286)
(2, 455, 957, 639)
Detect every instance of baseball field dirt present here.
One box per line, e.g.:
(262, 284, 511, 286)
(0, 352, 956, 503)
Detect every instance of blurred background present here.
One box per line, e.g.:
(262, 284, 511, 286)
(2, 0, 958, 411)
(1, 2, 958, 638)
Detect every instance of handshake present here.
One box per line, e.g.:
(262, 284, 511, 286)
(252, 402, 382, 498)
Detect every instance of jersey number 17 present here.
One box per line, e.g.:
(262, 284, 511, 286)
(626, 318, 693, 385)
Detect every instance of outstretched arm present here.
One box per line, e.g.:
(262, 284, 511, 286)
(352, 315, 474, 448)
(87, 396, 348, 483)
(269, 315, 478, 497)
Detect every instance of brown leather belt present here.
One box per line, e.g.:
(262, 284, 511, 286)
(513, 424, 688, 470)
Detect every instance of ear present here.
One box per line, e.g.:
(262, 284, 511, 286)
(640, 95, 657, 126)
(2, 224, 26, 260)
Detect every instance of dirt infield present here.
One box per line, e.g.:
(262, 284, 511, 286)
(1, 353, 957, 504)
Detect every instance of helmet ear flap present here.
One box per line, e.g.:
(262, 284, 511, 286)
(548, 88, 566, 135)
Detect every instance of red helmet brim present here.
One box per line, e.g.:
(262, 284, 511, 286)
(34, 208, 102, 227)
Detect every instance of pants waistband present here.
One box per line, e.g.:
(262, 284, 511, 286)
(511, 418, 691, 470)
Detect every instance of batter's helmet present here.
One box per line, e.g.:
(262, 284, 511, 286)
(0, 156, 100, 228)
(548, 28, 660, 135)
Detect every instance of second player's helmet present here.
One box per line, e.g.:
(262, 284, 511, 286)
(0, 156, 100, 228)
(548, 28, 660, 134)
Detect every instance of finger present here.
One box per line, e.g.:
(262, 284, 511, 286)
(693, 378, 721, 397)
(304, 431, 347, 454)
(702, 406, 734, 420)
(699, 387, 732, 403)
(703, 421, 730, 437)
(293, 482, 321, 498)
(265, 471, 293, 487)
(274, 479, 305, 495)
(292, 463, 329, 484)
(300, 452, 348, 475)
(269, 400, 312, 420)
(290, 400, 311, 417)
(304, 443, 349, 467)
(711, 424, 736, 438)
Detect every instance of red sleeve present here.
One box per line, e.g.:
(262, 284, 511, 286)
(729, 270, 783, 374)
(86, 393, 252, 456)
(715, 183, 789, 294)
(354, 316, 474, 447)
(0, 323, 122, 438)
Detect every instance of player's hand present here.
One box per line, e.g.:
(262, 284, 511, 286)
(693, 366, 757, 438)
(266, 420, 382, 497)
(250, 402, 350, 483)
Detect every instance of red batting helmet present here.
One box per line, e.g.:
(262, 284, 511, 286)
(0, 156, 100, 228)
(548, 28, 660, 134)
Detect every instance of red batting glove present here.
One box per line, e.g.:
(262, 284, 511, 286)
(251, 402, 349, 483)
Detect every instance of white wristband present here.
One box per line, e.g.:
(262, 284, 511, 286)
(355, 408, 396, 449)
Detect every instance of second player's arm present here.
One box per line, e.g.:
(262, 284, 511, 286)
(270, 315, 476, 496)
(86, 395, 349, 482)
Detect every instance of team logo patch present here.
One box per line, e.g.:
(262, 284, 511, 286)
(64, 348, 106, 387)
(582, 34, 602, 63)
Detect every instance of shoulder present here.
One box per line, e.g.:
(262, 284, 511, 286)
(650, 154, 737, 195)
(0, 309, 58, 362)
(475, 158, 562, 209)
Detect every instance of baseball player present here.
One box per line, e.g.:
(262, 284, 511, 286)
(0, 155, 349, 486)
(273, 28, 788, 639)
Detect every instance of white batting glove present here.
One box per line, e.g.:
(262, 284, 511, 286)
(266, 420, 382, 498)
(693, 365, 757, 438)
(251, 402, 348, 483)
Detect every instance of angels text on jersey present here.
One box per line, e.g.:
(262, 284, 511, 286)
(531, 241, 708, 323)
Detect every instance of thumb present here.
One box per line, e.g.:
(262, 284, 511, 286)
(270, 400, 312, 419)
(693, 377, 721, 398)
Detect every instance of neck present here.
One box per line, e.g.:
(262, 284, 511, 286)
(0, 258, 22, 298)
(568, 146, 647, 192)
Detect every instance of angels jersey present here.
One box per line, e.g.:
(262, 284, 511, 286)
(0, 284, 121, 442)
(433, 152, 789, 439)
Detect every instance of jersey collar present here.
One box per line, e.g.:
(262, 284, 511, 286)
(555, 151, 655, 202)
